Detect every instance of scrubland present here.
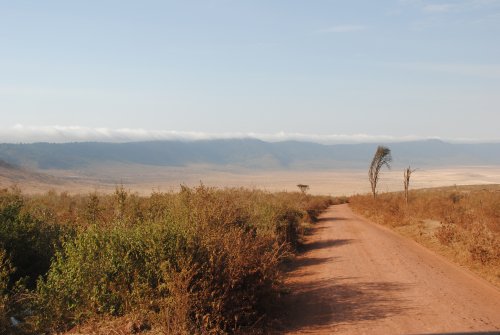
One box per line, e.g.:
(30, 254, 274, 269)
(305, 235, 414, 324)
(350, 185, 500, 286)
(0, 185, 338, 334)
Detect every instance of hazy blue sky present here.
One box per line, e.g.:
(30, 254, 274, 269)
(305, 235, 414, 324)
(1, 0, 499, 143)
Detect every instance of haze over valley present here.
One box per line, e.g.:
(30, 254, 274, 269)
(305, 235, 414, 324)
(1, 138, 499, 195)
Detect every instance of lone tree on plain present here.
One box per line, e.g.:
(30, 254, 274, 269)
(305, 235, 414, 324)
(369, 146, 392, 198)
(404, 166, 416, 205)
(297, 184, 309, 194)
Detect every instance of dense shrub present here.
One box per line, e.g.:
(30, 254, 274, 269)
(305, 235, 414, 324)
(35, 222, 183, 331)
(0, 186, 334, 334)
(0, 248, 13, 333)
(0, 190, 64, 289)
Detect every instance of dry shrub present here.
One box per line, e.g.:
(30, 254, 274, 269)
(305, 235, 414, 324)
(350, 185, 500, 283)
(350, 193, 409, 228)
(160, 228, 283, 334)
(435, 222, 458, 245)
(467, 223, 499, 265)
(158, 258, 195, 335)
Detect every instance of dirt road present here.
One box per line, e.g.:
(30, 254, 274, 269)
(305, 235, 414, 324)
(283, 204, 500, 334)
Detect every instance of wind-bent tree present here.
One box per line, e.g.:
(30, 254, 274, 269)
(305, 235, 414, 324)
(368, 146, 392, 198)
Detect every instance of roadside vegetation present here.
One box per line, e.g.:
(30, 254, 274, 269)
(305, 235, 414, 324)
(0, 185, 338, 334)
(350, 185, 500, 286)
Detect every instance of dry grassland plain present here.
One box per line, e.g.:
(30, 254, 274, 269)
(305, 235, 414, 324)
(3, 165, 500, 196)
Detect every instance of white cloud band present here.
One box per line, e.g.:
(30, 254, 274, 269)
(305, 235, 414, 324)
(0, 125, 496, 144)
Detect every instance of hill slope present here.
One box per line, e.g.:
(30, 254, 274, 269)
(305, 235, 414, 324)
(1, 139, 500, 171)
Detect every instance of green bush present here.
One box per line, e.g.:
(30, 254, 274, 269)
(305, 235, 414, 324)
(0, 248, 13, 334)
(0, 191, 64, 289)
(35, 222, 184, 331)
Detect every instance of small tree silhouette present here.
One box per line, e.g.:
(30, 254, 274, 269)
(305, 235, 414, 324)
(297, 184, 309, 194)
(404, 166, 416, 205)
(368, 146, 392, 198)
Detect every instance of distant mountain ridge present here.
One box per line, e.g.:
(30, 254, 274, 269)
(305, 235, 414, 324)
(1, 139, 500, 171)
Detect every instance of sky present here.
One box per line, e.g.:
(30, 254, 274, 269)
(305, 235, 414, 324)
(1, 0, 499, 143)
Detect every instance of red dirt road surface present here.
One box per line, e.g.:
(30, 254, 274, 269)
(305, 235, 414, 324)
(283, 204, 500, 334)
